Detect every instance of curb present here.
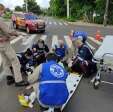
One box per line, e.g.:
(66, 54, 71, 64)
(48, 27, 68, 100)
(68, 21, 113, 29)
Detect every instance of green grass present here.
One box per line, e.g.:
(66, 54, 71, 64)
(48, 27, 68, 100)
(53, 16, 77, 22)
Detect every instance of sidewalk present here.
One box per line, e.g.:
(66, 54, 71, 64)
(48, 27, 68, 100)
(68, 21, 113, 29)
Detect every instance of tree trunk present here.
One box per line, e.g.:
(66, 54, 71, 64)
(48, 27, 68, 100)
(103, 0, 109, 26)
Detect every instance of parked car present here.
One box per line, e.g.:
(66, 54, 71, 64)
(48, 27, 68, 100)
(12, 12, 45, 33)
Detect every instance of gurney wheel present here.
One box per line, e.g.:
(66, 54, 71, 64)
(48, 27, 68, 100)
(93, 80, 100, 89)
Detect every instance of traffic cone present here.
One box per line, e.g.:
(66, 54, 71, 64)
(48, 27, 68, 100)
(95, 30, 103, 41)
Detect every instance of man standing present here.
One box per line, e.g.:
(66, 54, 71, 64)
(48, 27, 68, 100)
(0, 18, 28, 86)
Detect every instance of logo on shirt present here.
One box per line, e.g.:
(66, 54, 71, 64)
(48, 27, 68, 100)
(50, 64, 64, 78)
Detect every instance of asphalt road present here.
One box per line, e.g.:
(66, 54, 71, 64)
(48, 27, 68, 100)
(0, 16, 113, 112)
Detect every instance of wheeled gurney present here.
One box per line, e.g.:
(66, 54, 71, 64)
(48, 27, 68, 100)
(92, 35, 113, 89)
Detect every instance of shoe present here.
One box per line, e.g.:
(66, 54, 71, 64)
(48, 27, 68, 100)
(15, 81, 29, 87)
(6, 76, 15, 85)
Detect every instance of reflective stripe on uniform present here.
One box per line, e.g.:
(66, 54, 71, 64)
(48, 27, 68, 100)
(40, 80, 66, 84)
(83, 44, 94, 55)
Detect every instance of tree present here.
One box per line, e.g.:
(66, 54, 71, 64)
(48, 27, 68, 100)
(23, 0, 41, 14)
(49, 0, 113, 25)
(49, 0, 66, 17)
(15, 6, 23, 11)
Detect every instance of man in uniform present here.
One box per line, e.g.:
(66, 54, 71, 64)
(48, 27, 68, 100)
(71, 38, 97, 77)
(28, 53, 69, 111)
(0, 17, 29, 86)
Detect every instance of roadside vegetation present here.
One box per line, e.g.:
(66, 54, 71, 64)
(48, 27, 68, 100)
(48, 0, 113, 25)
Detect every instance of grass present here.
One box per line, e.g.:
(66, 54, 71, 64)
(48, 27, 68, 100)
(53, 16, 77, 22)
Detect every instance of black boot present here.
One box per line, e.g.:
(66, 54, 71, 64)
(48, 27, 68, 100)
(6, 76, 15, 85)
(15, 81, 29, 87)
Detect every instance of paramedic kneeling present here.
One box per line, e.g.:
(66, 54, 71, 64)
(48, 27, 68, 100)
(71, 38, 97, 77)
(28, 53, 69, 111)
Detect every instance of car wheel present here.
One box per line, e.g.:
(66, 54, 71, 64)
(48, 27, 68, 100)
(13, 22, 18, 29)
(41, 30, 45, 33)
(26, 26, 31, 34)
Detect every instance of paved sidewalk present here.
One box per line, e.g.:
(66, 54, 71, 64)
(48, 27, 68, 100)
(68, 21, 113, 29)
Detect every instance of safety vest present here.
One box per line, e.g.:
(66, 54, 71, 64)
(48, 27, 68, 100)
(38, 61, 69, 106)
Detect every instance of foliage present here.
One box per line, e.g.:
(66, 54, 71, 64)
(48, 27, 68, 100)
(49, 0, 113, 25)
(15, 6, 23, 11)
(23, 0, 41, 14)
(3, 11, 12, 20)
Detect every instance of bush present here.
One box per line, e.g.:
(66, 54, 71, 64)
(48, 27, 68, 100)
(66, 17, 77, 22)
(3, 11, 12, 20)
(94, 16, 103, 24)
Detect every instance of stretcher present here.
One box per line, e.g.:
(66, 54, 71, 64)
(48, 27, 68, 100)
(18, 73, 82, 112)
(42, 73, 82, 112)
(61, 73, 82, 110)
(92, 35, 113, 89)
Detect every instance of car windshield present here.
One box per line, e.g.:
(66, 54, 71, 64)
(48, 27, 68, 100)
(25, 14, 38, 20)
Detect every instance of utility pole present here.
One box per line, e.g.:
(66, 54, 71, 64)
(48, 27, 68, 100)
(103, 0, 109, 26)
(67, 0, 69, 19)
(25, 0, 28, 12)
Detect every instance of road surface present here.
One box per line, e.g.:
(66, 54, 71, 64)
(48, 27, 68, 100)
(0, 16, 113, 112)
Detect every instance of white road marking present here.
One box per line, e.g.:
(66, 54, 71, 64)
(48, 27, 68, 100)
(45, 21, 48, 25)
(10, 36, 23, 44)
(64, 22, 68, 26)
(22, 35, 36, 48)
(101, 81, 113, 85)
(54, 22, 57, 25)
(51, 35, 59, 49)
(59, 22, 63, 25)
(86, 42, 95, 50)
(49, 22, 52, 25)
(64, 35, 73, 48)
(41, 35, 47, 41)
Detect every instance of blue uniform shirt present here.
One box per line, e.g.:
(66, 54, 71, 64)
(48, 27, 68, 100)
(78, 44, 93, 61)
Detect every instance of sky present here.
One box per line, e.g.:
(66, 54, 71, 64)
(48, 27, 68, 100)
(0, 0, 50, 9)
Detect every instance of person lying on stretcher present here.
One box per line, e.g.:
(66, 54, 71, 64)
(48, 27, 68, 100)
(32, 39, 49, 65)
(70, 37, 97, 77)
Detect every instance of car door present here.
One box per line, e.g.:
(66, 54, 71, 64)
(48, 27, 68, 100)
(19, 14, 26, 28)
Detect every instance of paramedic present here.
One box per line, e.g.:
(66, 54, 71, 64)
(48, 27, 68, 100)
(28, 53, 69, 111)
(71, 38, 97, 77)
